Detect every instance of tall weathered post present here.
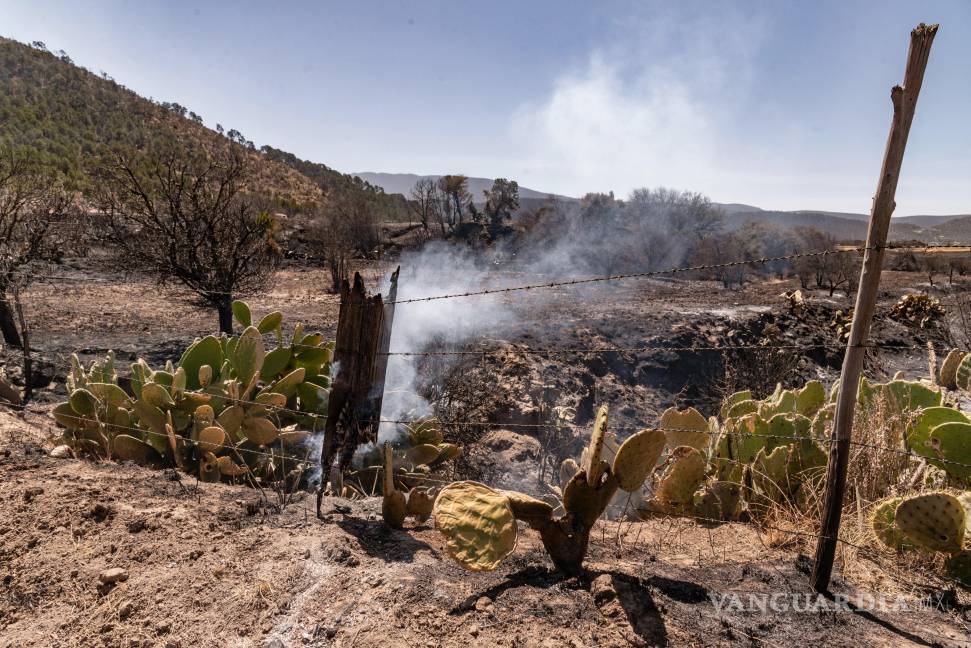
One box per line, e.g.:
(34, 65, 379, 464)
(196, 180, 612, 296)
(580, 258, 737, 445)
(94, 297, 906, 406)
(811, 23, 937, 592)
(316, 268, 399, 517)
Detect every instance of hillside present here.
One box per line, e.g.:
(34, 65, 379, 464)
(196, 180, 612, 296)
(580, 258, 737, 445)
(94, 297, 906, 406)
(0, 37, 405, 216)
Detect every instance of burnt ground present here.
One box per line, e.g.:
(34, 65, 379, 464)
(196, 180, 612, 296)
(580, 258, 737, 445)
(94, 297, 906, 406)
(1, 262, 970, 646)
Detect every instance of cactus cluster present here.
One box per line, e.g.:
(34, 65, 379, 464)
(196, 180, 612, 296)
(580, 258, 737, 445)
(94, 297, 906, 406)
(52, 301, 334, 485)
(889, 292, 945, 328)
(339, 417, 462, 498)
(434, 406, 666, 574)
(380, 441, 436, 528)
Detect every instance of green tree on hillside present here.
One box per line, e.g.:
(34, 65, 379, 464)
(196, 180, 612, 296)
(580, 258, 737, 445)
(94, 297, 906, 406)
(484, 178, 520, 232)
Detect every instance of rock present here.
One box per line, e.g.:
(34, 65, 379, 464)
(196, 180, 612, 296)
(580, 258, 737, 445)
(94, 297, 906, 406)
(98, 568, 129, 584)
(22, 487, 43, 502)
(474, 596, 494, 614)
(50, 445, 72, 458)
(263, 638, 285, 648)
(118, 599, 135, 619)
(86, 503, 113, 522)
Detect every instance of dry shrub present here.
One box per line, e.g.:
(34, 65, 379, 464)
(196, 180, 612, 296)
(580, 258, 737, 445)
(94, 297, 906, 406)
(719, 346, 802, 400)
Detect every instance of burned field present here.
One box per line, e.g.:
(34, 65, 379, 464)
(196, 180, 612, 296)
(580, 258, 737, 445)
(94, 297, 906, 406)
(2, 259, 970, 647)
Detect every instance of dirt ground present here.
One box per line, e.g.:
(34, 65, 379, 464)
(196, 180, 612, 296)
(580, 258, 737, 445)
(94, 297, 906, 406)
(1, 411, 969, 647)
(2, 263, 971, 646)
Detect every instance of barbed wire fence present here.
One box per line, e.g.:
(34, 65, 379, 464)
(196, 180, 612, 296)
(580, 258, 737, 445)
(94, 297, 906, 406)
(2, 240, 971, 633)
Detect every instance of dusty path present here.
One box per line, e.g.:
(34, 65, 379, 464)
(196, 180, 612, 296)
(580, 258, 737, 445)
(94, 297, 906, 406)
(1, 412, 968, 648)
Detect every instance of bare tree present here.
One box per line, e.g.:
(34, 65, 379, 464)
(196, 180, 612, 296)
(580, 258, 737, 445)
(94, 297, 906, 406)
(93, 145, 279, 334)
(409, 177, 437, 233)
(0, 148, 77, 347)
(307, 188, 383, 293)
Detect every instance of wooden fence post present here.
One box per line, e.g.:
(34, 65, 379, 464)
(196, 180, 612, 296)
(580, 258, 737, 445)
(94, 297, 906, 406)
(811, 23, 937, 593)
(316, 268, 399, 517)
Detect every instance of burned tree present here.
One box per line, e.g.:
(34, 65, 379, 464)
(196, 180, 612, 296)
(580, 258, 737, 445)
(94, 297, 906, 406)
(0, 147, 77, 347)
(94, 145, 279, 333)
(316, 269, 397, 517)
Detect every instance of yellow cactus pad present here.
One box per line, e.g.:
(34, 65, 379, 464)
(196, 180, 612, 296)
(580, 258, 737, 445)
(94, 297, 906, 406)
(433, 481, 517, 571)
(198, 426, 226, 453)
(655, 446, 707, 507)
(584, 405, 609, 485)
(894, 492, 966, 554)
(612, 428, 666, 492)
(659, 407, 709, 452)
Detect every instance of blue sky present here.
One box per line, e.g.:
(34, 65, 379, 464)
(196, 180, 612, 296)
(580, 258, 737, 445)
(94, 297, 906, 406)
(2, 0, 969, 214)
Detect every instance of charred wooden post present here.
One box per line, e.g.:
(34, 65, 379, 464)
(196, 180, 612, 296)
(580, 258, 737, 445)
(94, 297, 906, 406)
(811, 23, 937, 593)
(316, 268, 399, 517)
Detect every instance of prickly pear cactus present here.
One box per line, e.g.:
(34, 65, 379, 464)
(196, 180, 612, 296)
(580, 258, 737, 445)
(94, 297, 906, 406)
(940, 350, 966, 390)
(659, 407, 709, 452)
(870, 496, 912, 550)
(433, 481, 518, 571)
(654, 446, 706, 510)
(611, 428, 666, 491)
(894, 492, 966, 554)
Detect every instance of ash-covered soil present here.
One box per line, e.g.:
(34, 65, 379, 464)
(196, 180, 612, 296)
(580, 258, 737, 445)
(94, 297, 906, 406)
(1, 413, 969, 648)
(1, 262, 969, 646)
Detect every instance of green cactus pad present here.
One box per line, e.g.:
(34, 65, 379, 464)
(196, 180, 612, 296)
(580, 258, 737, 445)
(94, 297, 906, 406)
(242, 417, 278, 446)
(795, 381, 825, 417)
(927, 422, 971, 480)
(231, 300, 252, 328)
(112, 434, 157, 464)
(909, 407, 968, 455)
(85, 383, 131, 408)
(870, 497, 911, 550)
(612, 428, 666, 491)
(217, 405, 245, 439)
(894, 493, 966, 554)
(269, 368, 306, 397)
(260, 346, 292, 381)
(407, 419, 445, 446)
(257, 311, 283, 334)
(726, 399, 758, 419)
(750, 445, 791, 502)
(659, 407, 709, 452)
(140, 382, 174, 409)
(69, 389, 99, 416)
(52, 402, 84, 430)
(958, 354, 971, 391)
(232, 327, 266, 385)
(720, 390, 752, 420)
(433, 481, 518, 571)
(406, 444, 441, 466)
(132, 399, 166, 437)
(179, 336, 223, 390)
(655, 446, 706, 508)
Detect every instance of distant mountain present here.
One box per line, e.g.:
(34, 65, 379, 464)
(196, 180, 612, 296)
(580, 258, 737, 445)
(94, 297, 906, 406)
(724, 207, 971, 243)
(353, 172, 573, 202)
